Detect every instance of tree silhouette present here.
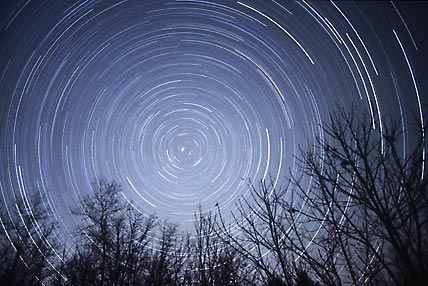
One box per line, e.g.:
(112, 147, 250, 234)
(192, 207, 257, 286)
(146, 223, 182, 286)
(216, 179, 300, 286)
(62, 179, 156, 286)
(293, 109, 428, 285)
(2, 109, 427, 286)
(217, 109, 427, 286)
(0, 194, 59, 286)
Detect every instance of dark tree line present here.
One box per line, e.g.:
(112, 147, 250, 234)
(0, 194, 59, 285)
(215, 110, 428, 286)
(1, 110, 427, 285)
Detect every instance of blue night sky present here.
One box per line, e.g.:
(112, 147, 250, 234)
(1, 1, 427, 240)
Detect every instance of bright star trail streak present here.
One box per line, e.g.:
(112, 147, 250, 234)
(1, 0, 427, 255)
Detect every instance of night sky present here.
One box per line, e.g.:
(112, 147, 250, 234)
(1, 0, 427, 244)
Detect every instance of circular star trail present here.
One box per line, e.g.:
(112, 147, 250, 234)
(1, 0, 427, 246)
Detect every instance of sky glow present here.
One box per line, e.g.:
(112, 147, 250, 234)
(1, 0, 427, 245)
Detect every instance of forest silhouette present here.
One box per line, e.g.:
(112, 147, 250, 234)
(1, 109, 427, 286)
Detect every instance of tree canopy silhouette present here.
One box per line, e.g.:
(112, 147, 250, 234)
(216, 109, 427, 286)
(1, 109, 426, 286)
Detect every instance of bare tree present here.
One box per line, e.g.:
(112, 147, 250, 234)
(216, 179, 304, 286)
(293, 109, 428, 285)
(62, 179, 156, 286)
(192, 207, 259, 286)
(217, 109, 427, 286)
(146, 223, 181, 286)
(0, 193, 59, 286)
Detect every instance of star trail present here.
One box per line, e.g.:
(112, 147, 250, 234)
(1, 0, 427, 247)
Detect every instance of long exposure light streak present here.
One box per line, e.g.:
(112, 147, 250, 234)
(0, 0, 427, 257)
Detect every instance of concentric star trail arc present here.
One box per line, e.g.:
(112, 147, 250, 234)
(0, 0, 427, 245)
